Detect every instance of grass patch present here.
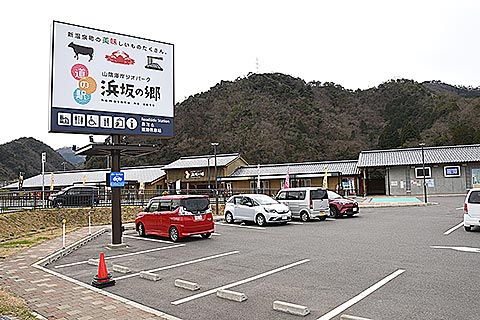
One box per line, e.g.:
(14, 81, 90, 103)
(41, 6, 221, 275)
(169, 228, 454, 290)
(0, 240, 34, 248)
(0, 287, 36, 319)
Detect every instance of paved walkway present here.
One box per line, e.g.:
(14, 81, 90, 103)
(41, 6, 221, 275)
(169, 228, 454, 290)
(0, 226, 172, 320)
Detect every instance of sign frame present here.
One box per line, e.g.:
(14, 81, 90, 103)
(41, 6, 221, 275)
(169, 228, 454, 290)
(49, 21, 174, 137)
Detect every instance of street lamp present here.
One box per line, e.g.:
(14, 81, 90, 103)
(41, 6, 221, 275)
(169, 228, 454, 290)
(207, 157, 211, 190)
(419, 143, 427, 203)
(211, 142, 219, 215)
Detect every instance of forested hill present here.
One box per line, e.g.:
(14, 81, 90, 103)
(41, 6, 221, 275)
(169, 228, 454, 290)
(94, 73, 480, 169)
(0, 137, 75, 183)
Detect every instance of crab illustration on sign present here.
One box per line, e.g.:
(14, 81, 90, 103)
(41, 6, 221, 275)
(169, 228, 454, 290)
(105, 51, 135, 65)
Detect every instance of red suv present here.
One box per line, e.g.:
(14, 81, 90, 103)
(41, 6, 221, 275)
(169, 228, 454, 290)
(135, 195, 214, 242)
(327, 190, 359, 218)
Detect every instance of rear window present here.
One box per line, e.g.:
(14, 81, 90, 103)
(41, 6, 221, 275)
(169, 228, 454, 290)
(468, 191, 480, 204)
(181, 198, 210, 213)
(311, 189, 327, 200)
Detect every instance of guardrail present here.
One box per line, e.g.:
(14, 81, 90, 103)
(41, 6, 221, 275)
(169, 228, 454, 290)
(0, 188, 280, 213)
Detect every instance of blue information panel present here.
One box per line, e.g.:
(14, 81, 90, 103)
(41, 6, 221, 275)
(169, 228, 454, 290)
(110, 172, 125, 187)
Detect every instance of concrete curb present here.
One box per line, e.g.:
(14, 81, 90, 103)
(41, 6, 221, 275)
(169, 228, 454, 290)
(174, 279, 200, 291)
(35, 228, 108, 267)
(139, 271, 161, 281)
(273, 300, 310, 316)
(216, 289, 247, 302)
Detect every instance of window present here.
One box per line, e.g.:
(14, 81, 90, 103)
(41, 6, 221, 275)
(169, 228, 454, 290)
(277, 192, 286, 200)
(287, 191, 305, 200)
(468, 191, 480, 204)
(159, 200, 171, 212)
(415, 167, 431, 178)
(444, 166, 460, 177)
(148, 201, 159, 212)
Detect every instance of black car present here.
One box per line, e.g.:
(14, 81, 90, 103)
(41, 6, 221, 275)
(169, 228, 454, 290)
(49, 186, 100, 208)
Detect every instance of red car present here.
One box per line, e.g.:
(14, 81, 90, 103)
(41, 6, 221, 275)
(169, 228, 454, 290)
(135, 195, 214, 242)
(327, 190, 359, 218)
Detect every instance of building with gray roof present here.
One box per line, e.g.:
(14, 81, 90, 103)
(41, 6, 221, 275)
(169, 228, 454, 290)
(357, 144, 480, 196)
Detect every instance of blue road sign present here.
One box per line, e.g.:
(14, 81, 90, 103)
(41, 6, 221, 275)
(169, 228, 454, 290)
(110, 172, 125, 187)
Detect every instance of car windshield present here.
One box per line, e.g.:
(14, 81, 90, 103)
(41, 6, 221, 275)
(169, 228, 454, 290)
(327, 191, 342, 199)
(181, 198, 210, 212)
(252, 195, 279, 205)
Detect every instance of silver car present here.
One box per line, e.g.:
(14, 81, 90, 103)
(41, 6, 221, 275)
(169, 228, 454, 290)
(224, 194, 292, 226)
(276, 187, 330, 222)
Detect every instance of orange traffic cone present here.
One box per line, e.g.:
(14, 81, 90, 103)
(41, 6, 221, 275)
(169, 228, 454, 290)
(91, 252, 115, 288)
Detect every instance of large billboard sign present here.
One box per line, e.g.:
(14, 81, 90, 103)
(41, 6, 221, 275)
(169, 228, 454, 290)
(50, 21, 174, 137)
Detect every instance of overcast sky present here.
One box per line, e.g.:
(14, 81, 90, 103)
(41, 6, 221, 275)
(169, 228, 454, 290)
(1, 0, 479, 150)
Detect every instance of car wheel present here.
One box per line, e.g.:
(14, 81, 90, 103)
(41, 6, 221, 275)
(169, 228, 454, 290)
(465, 226, 472, 232)
(201, 232, 211, 239)
(169, 226, 179, 242)
(225, 212, 234, 224)
(300, 211, 309, 222)
(256, 214, 266, 226)
(330, 206, 338, 218)
(319, 216, 327, 221)
(137, 223, 146, 236)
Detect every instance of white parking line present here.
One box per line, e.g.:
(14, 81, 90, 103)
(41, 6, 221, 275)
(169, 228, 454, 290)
(455, 207, 464, 210)
(316, 269, 405, 320)
(215, 222, 266, 230)
(288, 222, 304, 225)
(431, 246, 480, 253)
(54, 244, 185, 269)
(443, 222, 464, 235)
(123, 235, 176, 244)
(116, 251, 240, 280)
(171, 259, 310, 305)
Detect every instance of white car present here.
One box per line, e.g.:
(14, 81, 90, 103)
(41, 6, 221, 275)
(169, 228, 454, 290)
(464, 188, 480, 231)
(224, 194, 291, 226)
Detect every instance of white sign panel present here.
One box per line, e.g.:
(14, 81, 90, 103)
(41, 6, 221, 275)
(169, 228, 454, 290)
(50, 21, 174, 137)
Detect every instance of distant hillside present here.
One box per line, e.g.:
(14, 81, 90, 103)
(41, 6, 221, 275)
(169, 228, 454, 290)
(84, 73, 480, 169)
(422, 80, 480, 98)
(0, 137, 75, 183)
(56, 147, 86, 166)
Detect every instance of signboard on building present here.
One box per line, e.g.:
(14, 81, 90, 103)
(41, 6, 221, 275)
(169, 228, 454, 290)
(49, 21, 174, 137)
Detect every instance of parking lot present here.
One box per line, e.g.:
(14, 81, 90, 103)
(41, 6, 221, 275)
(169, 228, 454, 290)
(44, 196, 478, 320)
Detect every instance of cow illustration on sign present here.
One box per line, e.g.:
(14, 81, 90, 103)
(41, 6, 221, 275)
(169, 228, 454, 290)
(68, 42, 94, 61)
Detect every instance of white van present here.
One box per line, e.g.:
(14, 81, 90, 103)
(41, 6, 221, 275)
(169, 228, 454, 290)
(276, 187, 330, 222)
(464, 188, 480, 231)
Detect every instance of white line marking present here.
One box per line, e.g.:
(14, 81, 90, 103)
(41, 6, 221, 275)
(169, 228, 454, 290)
(455, 207, 464, 210)
(171, 259, 310, 305)
(54, 244, 184, 269)
(116, 251, 240, 280)
(431, 246, 480, 253)
(32, 237, 183, 320)
(212, 233, 221, 236)
(123, 235, 176, 244)
(215, 222, 266, 230)
(443, 222, 464, 235)
(316, 269, 405, 320)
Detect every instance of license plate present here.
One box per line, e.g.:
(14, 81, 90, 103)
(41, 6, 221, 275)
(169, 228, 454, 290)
(282, 216, 287, 220)
(353, 208, 358, 212)
(320, 211, 325, 215)
(194, 215, 203, 221)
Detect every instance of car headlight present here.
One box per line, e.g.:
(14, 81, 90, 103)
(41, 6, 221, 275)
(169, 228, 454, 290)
(264, 207, 277, 213)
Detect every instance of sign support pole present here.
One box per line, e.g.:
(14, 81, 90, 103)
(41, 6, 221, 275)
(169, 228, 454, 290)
(111, 135, 122, 245)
